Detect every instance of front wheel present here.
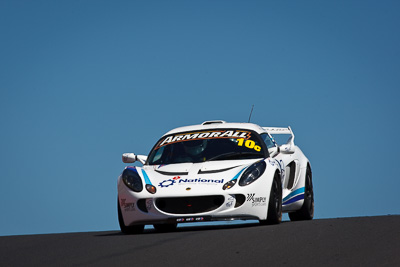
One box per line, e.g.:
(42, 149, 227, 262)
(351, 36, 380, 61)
(289, 166, 314, 221)
(118, 198, 144, 234)
(260, 172, 282, 225)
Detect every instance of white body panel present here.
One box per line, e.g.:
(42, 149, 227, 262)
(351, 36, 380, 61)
(118, 121, 311, 227)
(118, 159, 278, 225)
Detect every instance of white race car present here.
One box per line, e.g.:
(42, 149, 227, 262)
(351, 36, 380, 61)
(118, 120, 314, 234)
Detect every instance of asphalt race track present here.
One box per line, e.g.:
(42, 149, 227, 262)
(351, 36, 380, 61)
(1, 215, 399, 266)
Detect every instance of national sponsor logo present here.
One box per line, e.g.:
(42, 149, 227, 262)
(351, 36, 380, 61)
(246, 193, 267, 207)
(158, 178, 224, 188)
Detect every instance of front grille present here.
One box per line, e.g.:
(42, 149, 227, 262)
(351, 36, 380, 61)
(155, 195, 225, 214)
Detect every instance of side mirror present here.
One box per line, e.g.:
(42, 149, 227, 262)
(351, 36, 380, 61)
(280, 144, 295, 154)
(122, 153, 148, 164)
(122, 153, 137, 163)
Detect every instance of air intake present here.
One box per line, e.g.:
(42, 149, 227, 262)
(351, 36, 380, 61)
(202, 120, 226, 125)
(155, 195, 225, 214)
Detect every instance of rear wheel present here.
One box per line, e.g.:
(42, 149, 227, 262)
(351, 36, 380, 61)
(289, 166, 314, 221)
(118, 198, 144, 234)
(260, 172, 282, 225)
(153, 223, 178, 232)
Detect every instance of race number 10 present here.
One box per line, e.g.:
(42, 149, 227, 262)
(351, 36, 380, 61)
(237, 138, 261, 152)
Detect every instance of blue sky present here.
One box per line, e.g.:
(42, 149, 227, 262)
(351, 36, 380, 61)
(1, 0, 399, 236)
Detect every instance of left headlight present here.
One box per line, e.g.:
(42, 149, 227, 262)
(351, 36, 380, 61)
(239, 160, 266, 186)
(122, 168, 143, 192)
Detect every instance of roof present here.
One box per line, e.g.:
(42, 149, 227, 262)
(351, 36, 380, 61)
(163, 120, 267, 136)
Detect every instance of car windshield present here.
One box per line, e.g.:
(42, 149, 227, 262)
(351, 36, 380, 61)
(146, 129, 267, 165)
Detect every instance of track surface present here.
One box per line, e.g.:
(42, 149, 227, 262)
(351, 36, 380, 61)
(1, 216, 399, 266)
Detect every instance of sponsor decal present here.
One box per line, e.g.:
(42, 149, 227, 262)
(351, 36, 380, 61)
(120, 198, 135, 212)
(176, 217, 205, 222)
(226, 195, 235, 207)
(236, 138, 261, 152)
(247, 193, 255, 202)
(268, 158, 276, 166)
(159, 179, 175, 188)
(158, 178, 224, 188)
(157, 130, 251, 148)
(246, 193, 267, 207)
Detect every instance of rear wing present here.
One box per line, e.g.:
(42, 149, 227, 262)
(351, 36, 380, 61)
(263, 126, 295, 146)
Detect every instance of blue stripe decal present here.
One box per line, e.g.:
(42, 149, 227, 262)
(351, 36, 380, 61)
(141, 169, 152, 185)
(127, 166, 137, 172)
(231, 167, 247, 181)
(283, 187, 305, 202)
(283, 194, 304, 205)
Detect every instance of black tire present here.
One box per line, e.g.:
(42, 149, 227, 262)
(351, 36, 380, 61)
(289, 166, 314, 221)
(118, 198, 144, 234)
(153, 223, 178, 232)
(260, 172, 282, 225)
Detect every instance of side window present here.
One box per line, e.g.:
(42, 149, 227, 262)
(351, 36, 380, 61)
(150, 146, 165, 164)
(260, 133, 275, 149)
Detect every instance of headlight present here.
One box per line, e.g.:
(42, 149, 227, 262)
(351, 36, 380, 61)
(146, 184, 157, 194)
(239, 161, 266, 186)
(122, 168, 143, 192)
(223, 180, 237, 190)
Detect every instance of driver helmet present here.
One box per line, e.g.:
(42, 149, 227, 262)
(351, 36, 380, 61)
(183, 139, 207, 156)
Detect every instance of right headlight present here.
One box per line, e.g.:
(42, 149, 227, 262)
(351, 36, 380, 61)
(239, 160, 266, 186)
(121, 168, 143, 192)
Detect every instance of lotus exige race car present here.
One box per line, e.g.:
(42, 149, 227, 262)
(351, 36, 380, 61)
(117, 120, 314, 234)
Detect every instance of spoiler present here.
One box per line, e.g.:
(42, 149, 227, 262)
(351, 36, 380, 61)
(263, 126, 295, 146)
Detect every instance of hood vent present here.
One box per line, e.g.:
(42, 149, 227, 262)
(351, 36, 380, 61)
(155, 170, 189, 176)
(198, 166, 238, 174)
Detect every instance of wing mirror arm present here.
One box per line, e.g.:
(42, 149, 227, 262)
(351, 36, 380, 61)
(136, 155, 147, 165)
(268, 146, 279, 157)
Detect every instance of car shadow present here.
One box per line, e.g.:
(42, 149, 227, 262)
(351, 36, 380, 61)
(95, 221, 289, 237)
